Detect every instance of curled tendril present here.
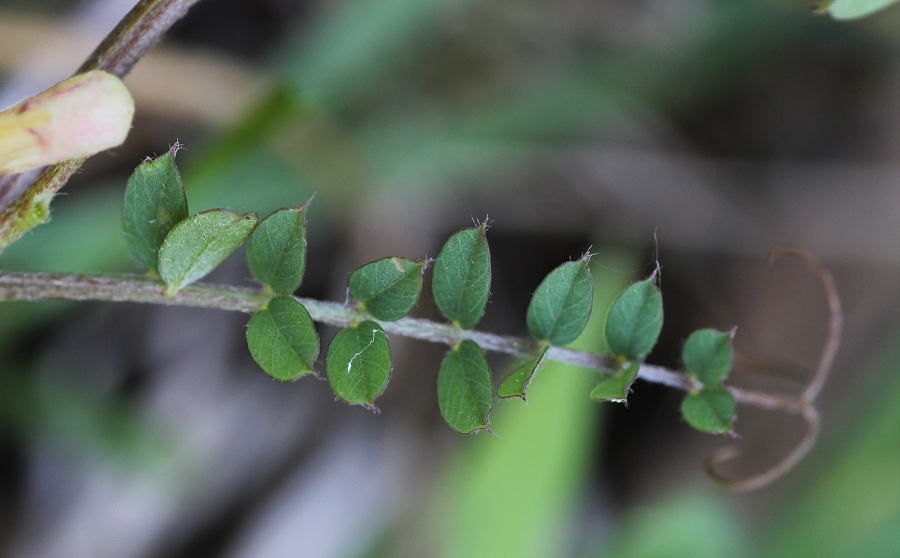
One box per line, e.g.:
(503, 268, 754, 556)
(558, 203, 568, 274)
(706, 249, 843, 492)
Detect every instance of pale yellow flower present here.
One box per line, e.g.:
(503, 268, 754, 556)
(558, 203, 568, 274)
(0, 70, 134, 175)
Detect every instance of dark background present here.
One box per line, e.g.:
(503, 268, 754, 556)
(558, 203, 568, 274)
(0, 0, 898, 556)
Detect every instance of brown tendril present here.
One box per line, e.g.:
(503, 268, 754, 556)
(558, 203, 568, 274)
(707, 249, 843, 492)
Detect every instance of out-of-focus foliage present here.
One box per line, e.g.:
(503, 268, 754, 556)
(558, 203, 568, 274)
(817, 0, 900, 20)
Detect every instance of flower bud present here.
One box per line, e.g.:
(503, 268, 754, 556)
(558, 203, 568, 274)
(0, 70, 134, 175)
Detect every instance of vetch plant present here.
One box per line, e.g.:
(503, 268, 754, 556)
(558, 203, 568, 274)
(0, 0, 846, 493)
(0, 148, 844, 491)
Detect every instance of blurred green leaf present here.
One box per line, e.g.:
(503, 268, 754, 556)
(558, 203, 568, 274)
(0, 365, 172, 468)
(605, 278, 663, 361)
(277, 0, 467, 108)
(121, 147, 189, 274)
(601, 491, 750, 558)
(765, 329, 900, 558)
(497, 346, 548, 401)
(590, 362, 640, 404)
(326, 321, 391, 409)
(247, 296, 319, 381)
(0, 188, 128, 273)
(349, 256, 424, 321)
(682, 328, 735, 387)
(158, 210, 257, 295)
(247, 206, 308, 294)
(816, 0, 900, 20)
(437, 339, 492, 434)
(680, 386, 734, 434)
(432, 224, 491, 329)
(526, 257, 593, 346)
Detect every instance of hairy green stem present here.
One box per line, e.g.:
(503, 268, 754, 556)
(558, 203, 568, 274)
(0, 270, 803, 413)
(0, 0, 204, 250)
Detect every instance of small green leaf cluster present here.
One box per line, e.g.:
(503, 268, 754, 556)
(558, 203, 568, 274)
(432, 224, 493, 432)
(121, 150, 737, 437)
(679, 328, 736, 434)
(123, 148, 320, 381)
(122, 145, 258, 296)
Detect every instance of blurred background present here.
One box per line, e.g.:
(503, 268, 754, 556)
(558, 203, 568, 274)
(0, 0, 899, 556)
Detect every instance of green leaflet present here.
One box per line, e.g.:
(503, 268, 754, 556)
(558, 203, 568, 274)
(349, 257, 424, 321)
(158, 209, 257, 295)
(438, 339, 493, 434)
(247, 206, 308, 294)
(526, 257, 593, 346)
(497, 346, 548, 401)
(682, 328, 735, 387)
(247, 296, 319, 381)
(815, 0, 900, 20)
(605, 278, 663, 361)
(680, 386, 735, 434)
(326, 320, 392, 409)
(122, 147, 189, 274)
(432, 224, 491, 329)
(589, 362, 640, 403)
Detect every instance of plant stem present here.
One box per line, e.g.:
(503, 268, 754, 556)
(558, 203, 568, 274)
(0, 0, 205, 249)
(0, 270, 803, 413)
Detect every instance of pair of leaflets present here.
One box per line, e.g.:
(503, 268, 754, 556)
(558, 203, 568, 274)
(122, 147, 260, 296)
(680, 328, 736, 434)
(326, 256, 427, 410)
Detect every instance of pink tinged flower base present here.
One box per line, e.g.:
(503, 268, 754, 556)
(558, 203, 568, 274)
(0, 70, 135, 175)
